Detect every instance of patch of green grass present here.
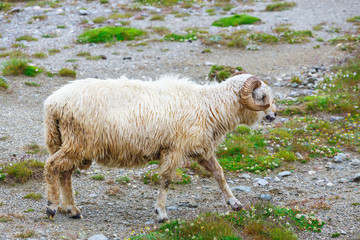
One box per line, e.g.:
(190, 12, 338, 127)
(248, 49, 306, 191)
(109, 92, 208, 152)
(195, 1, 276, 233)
(346, 16, 360, 23)
(108, 13, 132, 19)
(0, 50, 28, 58)
(351, 202, 360, 206)
(275, 148, 297, 162)
(315, 37, 324, 42)
(86, 55, 102, 60)
(42, 33, 57, 38)
(48, 48, 60, 55)
(250, 32, 279, 44)
(164, 33, 197, 42)
(0, 1, 11, 11)
(0, 159, 44, 183)
(25, 81, 40, 87)
(23, 193, 42, 201)
(174, 12, 191, 18)
(206, 8, 216, 16)
(32, 52, 47, 59)
(58, 68, 76, 77)
(173, 168, 191, 184)
(151, 26, 171, 36)
(150, 15, 165, 21)
(208, 65, 243, 82)
(212, 14, 261, 27)
(24, 65, 43, 77)
(1, 58, 30, 76)
(16, 35, 38, 42)
(57, 25, 66, 29)
(15, 230, 35, 239)
(93, 16, 107, 23)
(142, 170, 160, 185)
(265, 2, 296, 11)
(77, 26, 145, 44)
(92, 174, 105, 181)
(0, 216, 12, 222)
(115, 176, 130, 184)
(24, 208, 34, 213)
(65, 59, 79, 62)
(274, 27, 313, 44)
(100, 0, 108, 4)
(331, 233, 341, 238)
(32, 15, 47, 21)
(76, 51, 91, 57)
(0, 76, 9, 90)
(134, 0, 178, 7)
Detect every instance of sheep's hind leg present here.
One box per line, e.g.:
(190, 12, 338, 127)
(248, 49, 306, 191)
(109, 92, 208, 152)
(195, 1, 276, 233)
(44, 151, 78, 220)
(59, 169, 81, 219)
(198, 156, 243, 211)
(154, 152, 178, 223)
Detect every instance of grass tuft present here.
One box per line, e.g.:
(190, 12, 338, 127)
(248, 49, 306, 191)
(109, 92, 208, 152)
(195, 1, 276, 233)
(77, 26, 145, 44)
(16, 35, 38, 42)
(265, 2, 296, 11)
(58, 68, 76, 77)
(23, 193, 42, 201)
(212, 14, 261, 27)
(0, 76, 9, 89)
(208, 65, 243, 82)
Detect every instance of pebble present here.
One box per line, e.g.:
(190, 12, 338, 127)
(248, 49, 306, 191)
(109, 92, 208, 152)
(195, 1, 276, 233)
(79, 9, 89, 15)
(274, 176, 281, 182)
(278, 171, 291, 177)
(230, 186, 252, 193)
(340, 230, 347, 235)
(88, 234, 108, 240)
(166, 206, 178, 211)
(326, 182, 334, 186)
(308, 170, 317, 175)
(260, 194, 272, 200)
(296, 152, 303, 159)
(327, 164, 344, 170)
(334, 153, 347, 163)
(338, 178, 348, 183)
(350, 173, 360, 182)
(257, 179, 269, 186)
(350, 159, 360, 166)
(204, 61, 216, 66)
(239, 173, 251, 179)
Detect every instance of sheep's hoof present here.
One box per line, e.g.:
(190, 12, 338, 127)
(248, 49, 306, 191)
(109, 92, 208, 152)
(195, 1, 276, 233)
(70, 213, 83, 219)
(231, 202, 244, 211)
(46, 208, 56, 220)
(158, 217, 169, 223)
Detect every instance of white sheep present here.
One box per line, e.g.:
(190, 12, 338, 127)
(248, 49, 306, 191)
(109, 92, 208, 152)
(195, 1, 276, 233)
(43, 73, 276, 222)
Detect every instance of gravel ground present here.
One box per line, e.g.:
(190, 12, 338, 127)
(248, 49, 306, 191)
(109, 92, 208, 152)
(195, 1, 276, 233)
(0, 0, 359, 239)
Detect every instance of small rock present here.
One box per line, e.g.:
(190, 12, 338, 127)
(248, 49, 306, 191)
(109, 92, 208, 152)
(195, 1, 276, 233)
(278, 171, 291, 177)
(257, 179, 269, 186)
(89, 194, 98, 197)
(239, 173, 251, 179)
(340, 230, 347, 235)
(334, 153, 347, 163)
(291, 83, 299, 88)
(296, 152, 303, 159)
(260, 194, 272, 200)
(204, 61, 215, 66)
(338, 178, 348, 183)
(8, 7, 21, 13)
(166, 206, 178, 211)
(307, 77, 317, 84)
(79, 9, 89, 15)
(231, 186, 252, 193)
(145, 220, 155, 225)
(246, 44, 260, 51)
(350, 173, 360, 182)
(264, 177, 273, 181)
(274, 176, 281, 182)
(326, 182, 334, 186)
(88, 234, 108, 240)
(123, 57, 132, 60)
(327, 164, 344, 170)
(308, 170, 317, 175)
(100, 55, 107, 59)
(330, 116, 344, 122)
(350, 159, 360, 166)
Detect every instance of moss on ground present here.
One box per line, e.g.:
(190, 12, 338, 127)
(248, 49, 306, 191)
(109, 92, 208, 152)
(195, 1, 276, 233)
(212, 14, 261, 27)
(208, 65, 243, 82)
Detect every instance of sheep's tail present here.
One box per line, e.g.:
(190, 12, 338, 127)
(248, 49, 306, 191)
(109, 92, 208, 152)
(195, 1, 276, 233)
(44, 110, 62, 155)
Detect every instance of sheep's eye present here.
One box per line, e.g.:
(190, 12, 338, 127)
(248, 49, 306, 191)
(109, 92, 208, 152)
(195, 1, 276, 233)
(261, 95, 266, 101)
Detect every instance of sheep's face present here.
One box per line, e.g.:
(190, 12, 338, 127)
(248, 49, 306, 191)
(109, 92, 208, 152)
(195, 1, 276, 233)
(252, 82, 277, 122)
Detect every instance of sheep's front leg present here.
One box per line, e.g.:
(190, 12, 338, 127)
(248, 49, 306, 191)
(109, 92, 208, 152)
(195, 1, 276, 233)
(199, 156, 243, 211)
(154, 179, 171, 223)
(59, 169, 81, 219)
(154, 152, 178, 223)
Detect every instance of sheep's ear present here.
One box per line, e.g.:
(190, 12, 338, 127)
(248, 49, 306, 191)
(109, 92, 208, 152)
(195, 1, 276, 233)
(230, 71, 247, 78)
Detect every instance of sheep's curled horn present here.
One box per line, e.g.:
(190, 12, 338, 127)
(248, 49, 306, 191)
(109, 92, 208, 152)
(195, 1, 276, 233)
(240, 76, 275, 111)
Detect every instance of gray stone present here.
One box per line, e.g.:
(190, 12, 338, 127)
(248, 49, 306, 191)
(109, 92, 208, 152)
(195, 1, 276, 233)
(145, 220, 155, 225)
(274, 177, 281, 182)
(260, 194, 272, 200)
(327, 164, 344, 170)
(307, 77, 318, 84)
(350, 159, 360, 166)
(88, 234, 108, 240)
(306, 83, 315, 89)
(246, 44, 260, 51)
(264, 177, 273, 181)
(334, 153, 347, 163)
(340, 230, 347, 235)
(330, 116, 344, 122)
(291, 83, 299, 88)
(239, 173, 251, 179)
(257, 179, 269, 186)
(338, 178, 348, 183)
(79, 9, 89, 15)
(231, 186, 252, 193)
(8, 7, 21, 13)
(166, 206, 178, 211)
(204, 61, 215, 66)
(350, 173, 360, 182)
(296, 152, 303, 159)
(278, 171, 291, 177)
